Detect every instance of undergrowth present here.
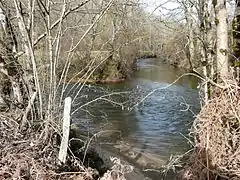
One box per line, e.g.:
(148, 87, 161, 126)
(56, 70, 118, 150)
(181, 77, 240, 180)
(0, 112, 133, 180)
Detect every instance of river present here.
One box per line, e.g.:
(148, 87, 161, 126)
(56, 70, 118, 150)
(65, 58, 200, 176)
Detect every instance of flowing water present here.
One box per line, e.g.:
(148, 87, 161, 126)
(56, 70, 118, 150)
(66, 58, 200, 166)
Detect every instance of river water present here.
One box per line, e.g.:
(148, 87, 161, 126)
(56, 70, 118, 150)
(66, 58, 200, 166)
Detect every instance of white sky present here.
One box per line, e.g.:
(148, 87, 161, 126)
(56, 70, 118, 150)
(139, 0, 184, 22)
(140, 0, 235, 22)
(140, 0, 180, 15)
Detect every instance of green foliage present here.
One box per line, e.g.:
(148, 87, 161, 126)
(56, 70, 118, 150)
(234, 61, 240, 67)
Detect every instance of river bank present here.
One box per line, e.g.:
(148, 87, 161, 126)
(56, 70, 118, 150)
(69, 126, 177, 180)
(0, 112, 142, 180)
(98, 143, 179, 180)
(66, 56, 199, 86)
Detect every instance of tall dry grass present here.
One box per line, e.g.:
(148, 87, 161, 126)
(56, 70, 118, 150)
(181, 74, 240, 180)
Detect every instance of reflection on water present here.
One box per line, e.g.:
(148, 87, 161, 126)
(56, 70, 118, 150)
(66, 58, 200, 161)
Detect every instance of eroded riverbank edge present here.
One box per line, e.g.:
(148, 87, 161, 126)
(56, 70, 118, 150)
(66, 56, 200, 86)
(97, 144, 178, 180)
(70, 127, 179, 180)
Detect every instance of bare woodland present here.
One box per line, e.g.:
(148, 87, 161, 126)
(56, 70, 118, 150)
(0, 0, 240, 179)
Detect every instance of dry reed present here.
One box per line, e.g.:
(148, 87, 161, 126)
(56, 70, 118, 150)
(182, 77, 240, 180)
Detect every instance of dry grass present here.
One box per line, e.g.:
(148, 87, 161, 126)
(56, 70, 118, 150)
(182, 77, 240, 180)
(0, 112, 86, 180)
(0, 112, 133, 180)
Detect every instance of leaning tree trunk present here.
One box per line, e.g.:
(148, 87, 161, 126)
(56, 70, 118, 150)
(0, 4, 23, 110)
(213, 0, 229, 80)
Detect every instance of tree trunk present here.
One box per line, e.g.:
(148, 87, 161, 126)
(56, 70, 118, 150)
(0, 4, 23, 110)
(214, 0, 229, 80)
(185, 5, 194, 70)
(14, 0, 43, 118)
(198, 0, 213, 102)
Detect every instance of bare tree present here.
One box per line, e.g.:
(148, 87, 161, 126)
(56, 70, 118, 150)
(0, 3, 25, 110)
(214, 0, 229, 80)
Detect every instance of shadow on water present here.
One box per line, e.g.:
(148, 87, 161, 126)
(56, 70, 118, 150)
(64, 58, 201, 179)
